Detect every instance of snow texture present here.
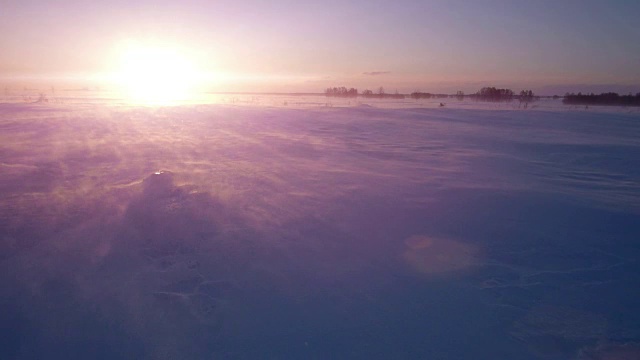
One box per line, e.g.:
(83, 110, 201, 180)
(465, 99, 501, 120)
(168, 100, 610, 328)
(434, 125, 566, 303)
(1, 96, 639, 359)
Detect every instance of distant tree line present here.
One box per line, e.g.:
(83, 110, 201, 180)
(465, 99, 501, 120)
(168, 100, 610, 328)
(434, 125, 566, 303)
(409, 92, 449, 99)
(323, 85, 541, 102)
(322, 86, 640, 107)
(324, 86, 405, 99)
(362, 87, 404, 99)
(410, 92, 433, 99)
(325, 86, 358, 97)
(471, 87, 515, 102)
(563, 92, 640, 106)
(464, 87, 539, 102)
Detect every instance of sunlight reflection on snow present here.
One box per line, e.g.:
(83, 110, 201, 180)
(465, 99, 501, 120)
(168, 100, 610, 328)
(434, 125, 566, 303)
(403, 235, 480, 275)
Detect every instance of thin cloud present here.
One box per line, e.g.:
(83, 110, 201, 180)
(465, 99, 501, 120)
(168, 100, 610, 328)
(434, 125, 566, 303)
(363, 71, 390, 76)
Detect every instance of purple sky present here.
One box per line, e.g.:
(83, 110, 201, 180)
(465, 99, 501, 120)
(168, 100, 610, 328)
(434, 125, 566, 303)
(1, 0, 639, 94)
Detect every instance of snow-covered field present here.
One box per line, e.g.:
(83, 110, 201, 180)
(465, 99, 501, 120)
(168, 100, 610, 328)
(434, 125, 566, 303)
(1, 97, 639, 359)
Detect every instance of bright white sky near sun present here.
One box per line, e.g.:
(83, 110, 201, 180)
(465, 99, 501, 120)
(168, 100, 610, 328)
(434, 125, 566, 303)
(1, 0, 639, 94)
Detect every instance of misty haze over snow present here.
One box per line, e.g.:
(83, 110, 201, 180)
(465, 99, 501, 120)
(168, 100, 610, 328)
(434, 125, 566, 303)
(2, 0, 640, 358)
(1, 95, 640, 359)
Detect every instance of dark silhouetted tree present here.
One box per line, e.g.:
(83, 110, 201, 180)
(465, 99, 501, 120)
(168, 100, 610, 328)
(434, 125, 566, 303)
(519, 90, 536, 102)
(410, 91, 432, 99)
(474, 87, 514, 102)
(325, 86, 358, 97)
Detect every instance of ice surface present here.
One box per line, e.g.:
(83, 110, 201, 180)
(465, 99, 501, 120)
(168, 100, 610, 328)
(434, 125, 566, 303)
(1, 97, 639, 359)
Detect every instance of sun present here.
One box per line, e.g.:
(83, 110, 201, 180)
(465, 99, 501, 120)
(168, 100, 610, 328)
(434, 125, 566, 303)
(112, 43, 201, 105)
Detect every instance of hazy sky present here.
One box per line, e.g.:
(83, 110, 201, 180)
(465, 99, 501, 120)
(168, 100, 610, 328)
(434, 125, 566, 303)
(1, 0, 640, 93)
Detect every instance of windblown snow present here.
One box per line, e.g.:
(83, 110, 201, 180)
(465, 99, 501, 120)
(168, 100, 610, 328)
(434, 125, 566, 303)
(1, 98, 639, 359)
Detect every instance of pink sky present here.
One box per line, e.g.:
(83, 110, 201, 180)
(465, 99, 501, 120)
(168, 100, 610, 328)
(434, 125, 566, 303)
(2, 0, 639, 94)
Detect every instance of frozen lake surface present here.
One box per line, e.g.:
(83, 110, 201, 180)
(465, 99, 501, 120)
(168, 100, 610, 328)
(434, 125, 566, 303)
(1, 98, 640, 359)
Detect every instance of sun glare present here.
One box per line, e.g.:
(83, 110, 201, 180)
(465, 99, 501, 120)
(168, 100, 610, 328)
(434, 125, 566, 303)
(112, 44, 202, 105)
